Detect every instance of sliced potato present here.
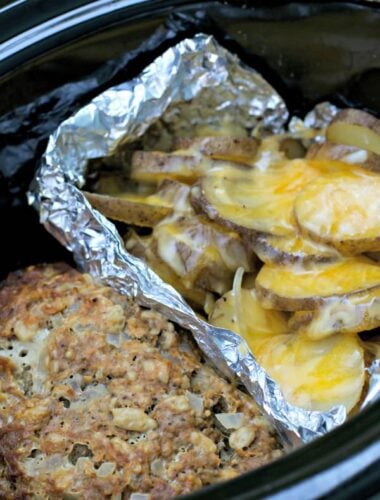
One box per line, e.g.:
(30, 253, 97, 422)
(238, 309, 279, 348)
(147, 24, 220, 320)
(172, 136, 260, 165)
(153, 215, 255, 295)
(125, 230, 208, 308)
(256, 257, 380, 311)
(289, 288, 380, 339)
(307, 141, 380, 172)
(210, 288, 288, 338)
(130, 151, 215, 183)
(146, 179, 192, 213)
(192, 159, 346, 238)
(255, 333, 364, 412)
(326, 109, 380, 155)
(295, 170, 380, 254)
(84, 191, 172, 227)
(86, 179, 193, 228)
(251, 233, 340, 265)
(210, 287, 364, 412)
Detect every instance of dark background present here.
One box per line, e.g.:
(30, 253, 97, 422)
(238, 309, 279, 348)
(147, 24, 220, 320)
(0, 1, 380, 498)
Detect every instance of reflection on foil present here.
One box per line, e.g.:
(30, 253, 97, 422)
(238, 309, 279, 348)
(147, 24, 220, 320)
(362, 360, 380, 409)
(288, 101, 339, 143)
(29, 33, 347, 445)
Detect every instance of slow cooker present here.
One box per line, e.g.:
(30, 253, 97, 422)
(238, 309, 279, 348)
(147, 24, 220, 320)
(1, 1, 380, 498)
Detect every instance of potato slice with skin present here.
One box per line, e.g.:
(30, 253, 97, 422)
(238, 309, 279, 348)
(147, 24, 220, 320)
(125, 230, 208, 308)
(192, 159, 348, 238)
(256, 257, 380, 311)
(130, 150, 223, 183)
(295, 170, 380, 254)
(172, 136, 260, 165)
(153, 215, 255, 295)
(250, 233, 340, 265)
(84, 191, 172, 227)
(209, 286, 364, 412)
(290, 288, 380, 339)
(307, 142, 380, 172)
(145, 179, 192, 213)
(86, 179, 193, 228)
(326, 109, 380, 155)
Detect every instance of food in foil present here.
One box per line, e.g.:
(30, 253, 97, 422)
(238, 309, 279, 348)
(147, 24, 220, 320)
(0, 264, 283, 499)
(326, 109, 380, 160)
(86, 108, 380, 415)
(209, 274, 364, 413)
(31, 34, 363, 441)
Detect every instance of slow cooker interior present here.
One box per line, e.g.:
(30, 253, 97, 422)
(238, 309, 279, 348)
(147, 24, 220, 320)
(1, 1, 380, 498)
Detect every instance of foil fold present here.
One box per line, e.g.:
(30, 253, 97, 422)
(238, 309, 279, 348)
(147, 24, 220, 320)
(30, 33, 346, 445)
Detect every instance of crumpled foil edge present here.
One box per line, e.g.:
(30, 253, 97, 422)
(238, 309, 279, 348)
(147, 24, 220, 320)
(29, 33, 346, 445)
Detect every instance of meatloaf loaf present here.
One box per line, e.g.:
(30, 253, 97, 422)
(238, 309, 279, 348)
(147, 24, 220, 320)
(0, 263, 282, 499)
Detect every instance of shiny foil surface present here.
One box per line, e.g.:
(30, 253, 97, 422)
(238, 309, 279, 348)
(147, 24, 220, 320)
(30, 34, 347, 445)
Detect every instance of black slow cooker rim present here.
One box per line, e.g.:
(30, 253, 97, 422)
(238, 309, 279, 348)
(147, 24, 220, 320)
(1, 1, 380, 498)
(1, 0, 380, 77)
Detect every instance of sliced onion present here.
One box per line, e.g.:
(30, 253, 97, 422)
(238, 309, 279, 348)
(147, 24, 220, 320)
(75, 457, 93, 472)
(106, 333, 121, 347)
(215, 413, 245, 431)
(186, 391, 204, 415)
(232, 267, 245, 338)
(23, 453, 68, 476)
(96, 462, 116, 477)
(71, 383, 108, 409)
(68, 374, 83, 392)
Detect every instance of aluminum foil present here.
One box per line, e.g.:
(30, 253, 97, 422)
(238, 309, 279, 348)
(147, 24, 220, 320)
(362, 359, 380, 408)
(288, 101, 339, 143)
(29, 33, 346, 445)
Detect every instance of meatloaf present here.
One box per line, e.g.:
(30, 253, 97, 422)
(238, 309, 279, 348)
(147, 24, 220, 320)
(0, 263, 282, 499)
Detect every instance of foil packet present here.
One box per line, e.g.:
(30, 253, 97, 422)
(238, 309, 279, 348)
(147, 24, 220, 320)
(30, 33, 348, 445)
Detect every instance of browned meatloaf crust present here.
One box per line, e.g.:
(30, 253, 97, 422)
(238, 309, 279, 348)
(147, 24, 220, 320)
(0, 263, 282, 499)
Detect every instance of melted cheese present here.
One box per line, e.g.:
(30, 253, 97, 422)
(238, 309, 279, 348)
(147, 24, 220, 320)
(209, 287, 364, 412)
(154, 215, 252, 294)
(292, 289, 380, 339)
(255, 333, 364, 412)
(200, 159, 352, 236)
(295, 170, 380, 251)
(256, 257, 380, 302)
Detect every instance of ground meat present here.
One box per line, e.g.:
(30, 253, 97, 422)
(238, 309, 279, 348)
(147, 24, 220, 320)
(0, 264, 283, 499)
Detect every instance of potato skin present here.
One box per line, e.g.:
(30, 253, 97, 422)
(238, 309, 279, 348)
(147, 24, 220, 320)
(256, 281, 380, 312)
(84, 191, 172, 227)
(326, 109, 380, 156)
(255, 282, 326, 311)
(289, 296, 380, 339)
(190, 181, 260, 240)
(307, 141, 380, 172)
(329, 109, 380, 133)
(131, 150, 202, 182)
(172, 136, 260, 162)
(255, 255, 380, 311)
(249, 233, 339, 266)
(295, 214, 380, 255)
